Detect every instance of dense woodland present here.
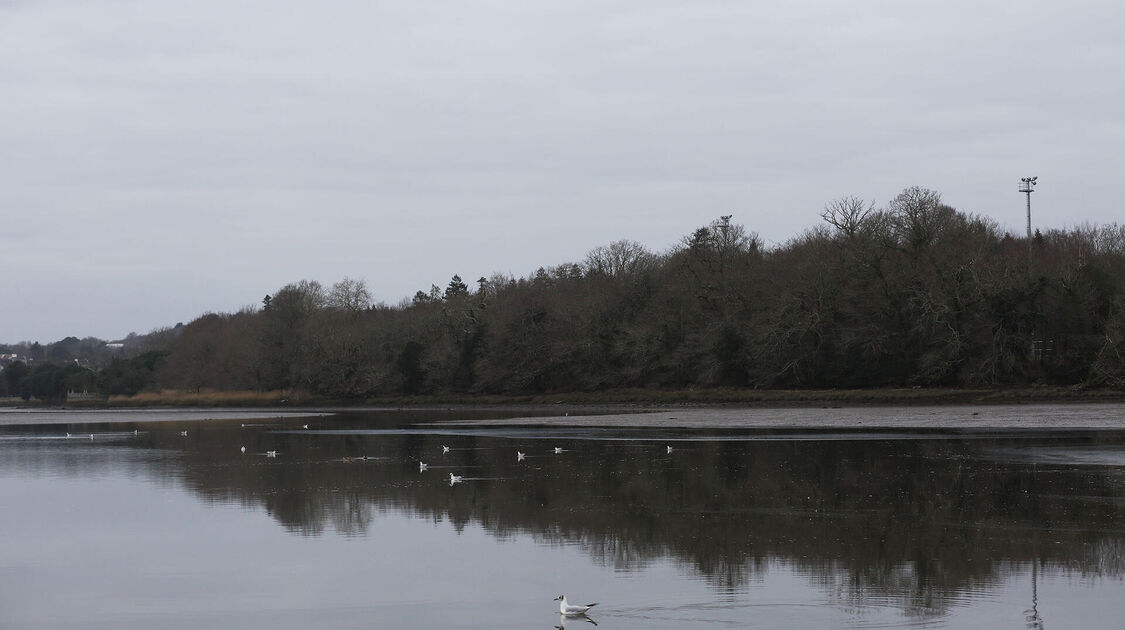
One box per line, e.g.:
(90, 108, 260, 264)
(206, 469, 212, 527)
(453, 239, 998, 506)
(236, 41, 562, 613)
(5, 186, 1125, 400)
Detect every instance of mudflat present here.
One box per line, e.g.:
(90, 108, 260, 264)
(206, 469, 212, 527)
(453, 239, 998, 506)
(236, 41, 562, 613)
(0, 408, 328, 426)
(436, 402, 1125, 430)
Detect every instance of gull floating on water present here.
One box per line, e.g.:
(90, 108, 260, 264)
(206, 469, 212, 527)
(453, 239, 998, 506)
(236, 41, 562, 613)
(449, 473, 462, 485)
(554, 447, 564, 454)
(442, 445, 450, 454)
(419, 461, 428, 472)
(180, 431, 188, 437)
(555, 595, 598, 616)
(666, 445, 673, 454)
(240, 446, 246, 454)
(517, 451, 526, 461)
(265, 450, 278, 458)
(302, 424, 309, 429)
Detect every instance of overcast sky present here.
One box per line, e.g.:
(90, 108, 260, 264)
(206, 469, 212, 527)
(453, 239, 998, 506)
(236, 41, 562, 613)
(3, 0, 1123, 343)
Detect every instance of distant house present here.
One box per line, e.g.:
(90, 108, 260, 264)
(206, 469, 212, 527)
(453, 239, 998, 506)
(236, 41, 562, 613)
(0, 353, 26, 367)
(66, 390, 100, 402)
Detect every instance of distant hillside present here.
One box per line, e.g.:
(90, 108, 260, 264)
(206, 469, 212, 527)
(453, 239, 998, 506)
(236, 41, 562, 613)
(0, 325, 182, 368)
(0, 327, 182, 401)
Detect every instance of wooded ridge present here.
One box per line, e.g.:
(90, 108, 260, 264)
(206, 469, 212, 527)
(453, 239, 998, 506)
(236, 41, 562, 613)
(5, 187, 1125, 401)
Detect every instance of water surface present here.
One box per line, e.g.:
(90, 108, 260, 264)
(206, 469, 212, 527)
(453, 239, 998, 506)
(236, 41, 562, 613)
(1, 407, 1123, 629)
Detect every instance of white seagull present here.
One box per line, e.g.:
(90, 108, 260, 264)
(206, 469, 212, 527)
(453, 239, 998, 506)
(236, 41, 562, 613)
(449, 473, 463, 485)
(554, 447, 564, 454)
(442, 445, 450, 454)
(555, 595, 598, 616)
(666, 445, 673, 454)
(180, 431, 188, 437)
(517, 451, 526, 461)
(265, 450, 278, 458)
(240, 446, 246, 454)
(419, 461, 428, 472)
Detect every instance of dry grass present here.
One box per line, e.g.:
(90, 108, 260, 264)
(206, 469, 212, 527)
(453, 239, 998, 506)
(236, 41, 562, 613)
(46, 385, 1125, 409)
(103, 389, 304, 407)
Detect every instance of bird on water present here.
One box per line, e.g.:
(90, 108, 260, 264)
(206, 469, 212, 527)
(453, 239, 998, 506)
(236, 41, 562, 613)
(555, 595, 598, 616)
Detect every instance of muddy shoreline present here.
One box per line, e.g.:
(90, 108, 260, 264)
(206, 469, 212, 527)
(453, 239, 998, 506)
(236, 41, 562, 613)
(4, 385, 1125, 411)
(2, 399, 1123, 430)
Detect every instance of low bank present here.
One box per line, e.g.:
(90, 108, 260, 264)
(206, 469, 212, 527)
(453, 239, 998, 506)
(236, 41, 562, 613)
(6, 386, 1125, 409)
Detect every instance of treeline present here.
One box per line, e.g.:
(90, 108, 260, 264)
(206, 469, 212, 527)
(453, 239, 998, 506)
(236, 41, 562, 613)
(146, 186, 1125, 396)
(0, 329, 178, 401)
(0, 351, 169, 401)
(10, 186, 1125, 399)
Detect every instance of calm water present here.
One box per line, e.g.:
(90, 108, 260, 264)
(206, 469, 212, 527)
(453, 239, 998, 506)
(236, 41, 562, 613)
(1, 408, 1124, 629)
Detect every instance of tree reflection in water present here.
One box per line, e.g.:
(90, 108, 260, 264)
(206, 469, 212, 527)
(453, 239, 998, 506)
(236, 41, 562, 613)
(10, 413, 1125, 618)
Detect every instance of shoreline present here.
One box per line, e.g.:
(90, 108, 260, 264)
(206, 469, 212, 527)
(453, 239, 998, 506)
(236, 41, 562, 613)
(4, 385, 1125, 410)
(2, 400, 1124, 430)
(2, 386, 1124, 430)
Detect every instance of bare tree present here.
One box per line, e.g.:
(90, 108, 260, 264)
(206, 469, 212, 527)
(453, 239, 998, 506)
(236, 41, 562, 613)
(328, 277, 372, 313)
(584, 240, 654, 278)
(821, 196, 874, 238)
(887, 186, 951, 251)
(270, 280, 327, 316)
